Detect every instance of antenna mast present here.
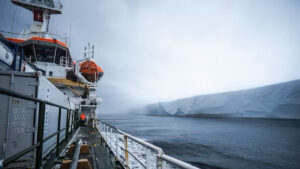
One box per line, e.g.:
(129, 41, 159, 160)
(84, 43, 95, 60)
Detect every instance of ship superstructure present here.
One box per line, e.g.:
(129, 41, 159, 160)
(0, 0, 105, 168)
(1, 0, 103, 126)
(0, 1, 199, 169)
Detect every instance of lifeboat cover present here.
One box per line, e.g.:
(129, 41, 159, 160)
(79, 60, 103, 82)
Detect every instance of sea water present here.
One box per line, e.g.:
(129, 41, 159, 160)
(100, 114, 300, 169)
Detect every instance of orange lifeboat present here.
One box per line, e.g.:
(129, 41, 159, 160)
(79, 60, 104, 82)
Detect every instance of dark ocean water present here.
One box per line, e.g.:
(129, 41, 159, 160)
(99, 114, 300, 169)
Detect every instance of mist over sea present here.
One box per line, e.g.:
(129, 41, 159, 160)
(100, 114, 300, 169)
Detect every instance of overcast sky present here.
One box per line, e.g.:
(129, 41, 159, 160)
(1, 0, 300, 114)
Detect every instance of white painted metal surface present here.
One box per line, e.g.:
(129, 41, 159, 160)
(0, 72, 37, 165)
(36, 74, 69, 156)
(35, 62, 67, 78)
(0, 42, 13, 66)
(0, 71, 70, 167)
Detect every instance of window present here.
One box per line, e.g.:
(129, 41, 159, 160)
(49, 71, 53, 76)
(23, 44, 36, 62)
(35, 44, 55, 62)
(54, 47, 66, 64)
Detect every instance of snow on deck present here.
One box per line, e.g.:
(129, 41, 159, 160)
(99, 130, 179, 169)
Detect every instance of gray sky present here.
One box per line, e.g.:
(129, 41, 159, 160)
(1, 0, 300, 114)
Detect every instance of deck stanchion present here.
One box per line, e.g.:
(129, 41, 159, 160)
(65, 110, 70, 141)
(161, 160, 166, 169)
(70, 111, 73, 134)
(124, 135, 129, 169)
(146, 148, 151, 169)
(74, 110, 78, 130)
(110, 128, 113, 146)
(35, 101, 46, 169)
(115, 131, 118, 156)
(56, 107, 62, 156)
(72, 112, 75, 131)
(156, 154, 164, 169)
(105, 125, 108, 142)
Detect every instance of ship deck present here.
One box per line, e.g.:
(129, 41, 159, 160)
(44, 126, 122, 169)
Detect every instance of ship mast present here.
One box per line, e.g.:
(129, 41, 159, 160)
(84, 43, 95, 60)
(11, 0, 62, 35)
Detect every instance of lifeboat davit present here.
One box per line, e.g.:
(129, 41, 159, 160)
(79, 60, 104, 82)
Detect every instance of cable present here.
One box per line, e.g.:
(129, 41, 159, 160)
(11, 5, 18, 37)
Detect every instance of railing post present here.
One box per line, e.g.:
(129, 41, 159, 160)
(65, 110, 70, 141)
(110, 128, 112, 146)
(74, 110, 78, 130)
(74, 110, 76, 131)
(105, 125, 108, 141)
(72, 111, 75, 131)
(56, 107, 62, 157)
(115, 131, 118, 157)
(161, 160, 166, 169)
(146, 148, 151, 169)
(70, 111, 73, 135)
(124, 135, 129, 169)
(35, 101, 46, 169)
(157, 156, 163, 169)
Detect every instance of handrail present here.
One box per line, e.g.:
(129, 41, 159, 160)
(70, 139, 83, 169)
(100, 121, 163, 154)
(120, 146, 146, 168)
(11, 0, 63, 12)
(0, 86, 68, 109)
(98, 120, 200, 169)
(0, 86, 78, 169)
(160, 155, 199, 169)
(0, 30, 69, 45)
(118, 130, 163, 154)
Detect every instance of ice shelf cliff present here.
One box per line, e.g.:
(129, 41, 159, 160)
(141, 79, 300, 119)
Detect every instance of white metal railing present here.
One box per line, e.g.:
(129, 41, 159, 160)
(0, 31, 69, 45)
(59, 56, 73, 69)
(12, 0, 63, 11)
(97, 121, 199, 169)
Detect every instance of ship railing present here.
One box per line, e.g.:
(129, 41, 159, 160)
(60, 56, 73, 69)
(11, 0, 63, 12)
(0, 30, 69, 46)
(0, 86, 79, 169)
(97, 120, 199, 169)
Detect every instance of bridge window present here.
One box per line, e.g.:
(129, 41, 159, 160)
(54, 47, 66, 64)
(35, 44, 55, 62)
(23, 44, 36, 62)
(23, 43, 72, 65)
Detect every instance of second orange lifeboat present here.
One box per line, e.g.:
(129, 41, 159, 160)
(79, 60, 104, 82)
